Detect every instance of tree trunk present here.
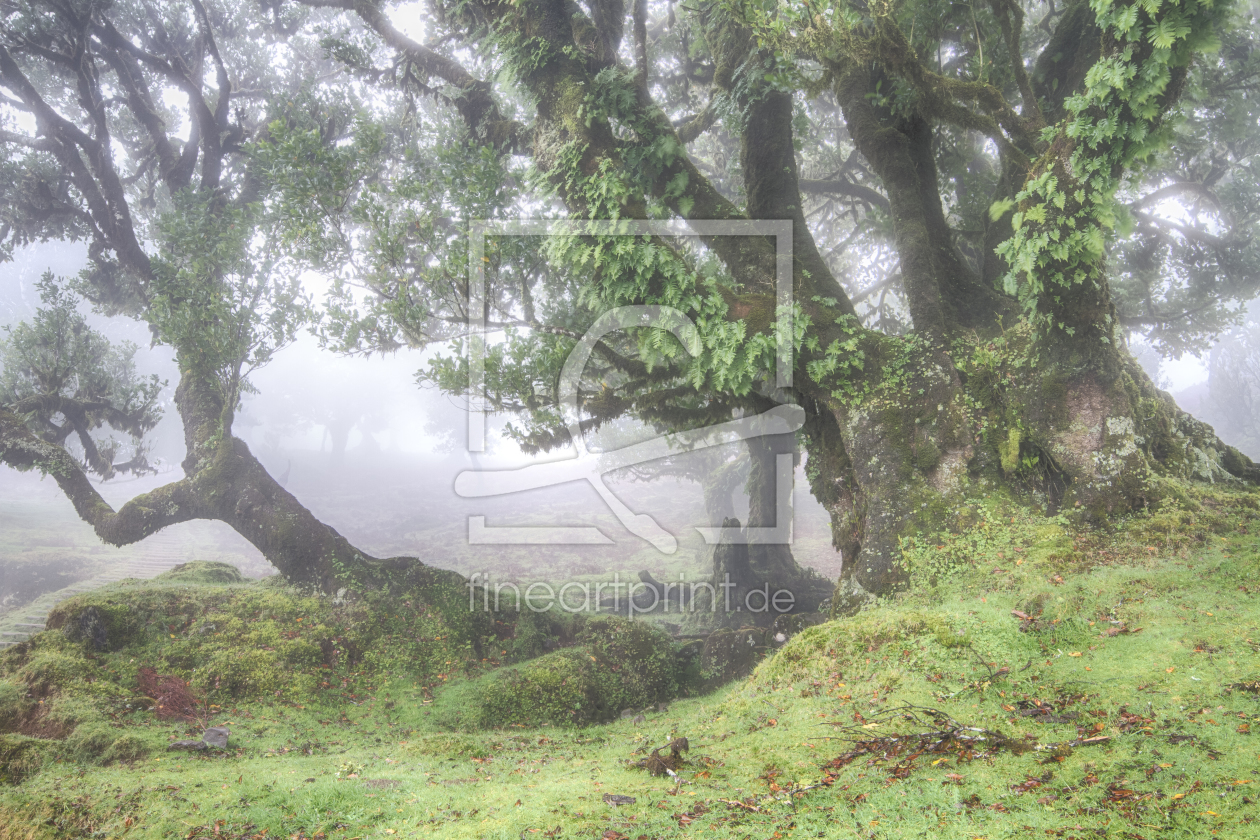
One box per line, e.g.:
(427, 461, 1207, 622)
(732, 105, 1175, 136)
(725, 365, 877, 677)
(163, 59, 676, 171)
(791, 15, 1259, 613)
(743, 433, 832, 613)
(699, 457, 743, 525)
(327, 418, 353, 469)
(2, 366, 453, 596)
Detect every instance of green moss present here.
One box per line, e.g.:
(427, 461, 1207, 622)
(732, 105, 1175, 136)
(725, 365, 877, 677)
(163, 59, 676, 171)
(4, 571, 494, 715)
(0, 734, 46, 785)
(58, 722, 147, 766)
(432, 616, 683, 729)
(999, 426, 1021, 474)
(13, 643, 105, 698)
(1038, 370, 1069, 418)
(912, 435, 941, 472)
(153, 561, 245, 585)
(64, 724, 120, 764)
(0, 683, 27, 732)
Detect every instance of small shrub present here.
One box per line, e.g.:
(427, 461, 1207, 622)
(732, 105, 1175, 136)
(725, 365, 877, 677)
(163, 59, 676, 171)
(446, 616, 682, 728)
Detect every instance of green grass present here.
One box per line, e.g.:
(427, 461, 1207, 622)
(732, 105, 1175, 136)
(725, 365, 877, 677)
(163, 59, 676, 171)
(1, 485, 1259, 839)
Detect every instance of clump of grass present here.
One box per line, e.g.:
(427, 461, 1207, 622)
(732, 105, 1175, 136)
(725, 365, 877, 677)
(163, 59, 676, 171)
(0, 734, 46, 785)
(63, 723, 147, 765)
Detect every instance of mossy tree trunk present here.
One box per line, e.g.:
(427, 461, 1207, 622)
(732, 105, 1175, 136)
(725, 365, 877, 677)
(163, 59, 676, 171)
(426, 0, 1260, 613)
(0, 5, 457, 596)
(1, 360, 425, 594)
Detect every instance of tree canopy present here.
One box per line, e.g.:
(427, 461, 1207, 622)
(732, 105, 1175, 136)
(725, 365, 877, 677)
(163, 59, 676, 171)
(1, 0, 1258, 607)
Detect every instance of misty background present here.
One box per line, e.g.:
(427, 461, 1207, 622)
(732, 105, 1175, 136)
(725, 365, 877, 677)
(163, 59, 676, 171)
(1, 240, 848, 624)
(3, 234, 1258, 624)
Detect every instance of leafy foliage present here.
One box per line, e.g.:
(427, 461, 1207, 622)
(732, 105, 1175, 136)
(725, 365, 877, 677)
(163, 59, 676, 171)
(0, 277, 163, 478)
(996, 0, 1229, 332)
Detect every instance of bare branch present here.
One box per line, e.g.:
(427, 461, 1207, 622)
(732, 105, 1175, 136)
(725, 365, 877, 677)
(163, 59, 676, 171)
(298, 0, 529, 154)
(0, 43, 153, 286)
(800, 177, 891, 211)
(1134, 210, 1227, 247)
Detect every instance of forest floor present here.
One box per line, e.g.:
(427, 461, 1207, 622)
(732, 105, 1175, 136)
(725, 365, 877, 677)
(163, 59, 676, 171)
(1, 483, 1259, 839)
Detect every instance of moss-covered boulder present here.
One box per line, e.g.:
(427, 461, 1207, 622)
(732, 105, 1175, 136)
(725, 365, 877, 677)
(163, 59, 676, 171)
(5, 568, 497, 724)
(437, 615, 685, 728)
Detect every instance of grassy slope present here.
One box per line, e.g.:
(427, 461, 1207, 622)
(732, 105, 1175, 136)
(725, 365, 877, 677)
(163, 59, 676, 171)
(1, 487, 1259, 840)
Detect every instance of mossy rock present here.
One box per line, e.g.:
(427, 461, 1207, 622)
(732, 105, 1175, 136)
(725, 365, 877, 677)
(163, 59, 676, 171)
(440, 616, 682, 728)
(153, 561, 245, 585)
(772, 612, 826, 638)
(60, 605, 110, 651)
(0, 734, 47, 784)
(14, 574, 496, 710)
(47, 596, 152, 652)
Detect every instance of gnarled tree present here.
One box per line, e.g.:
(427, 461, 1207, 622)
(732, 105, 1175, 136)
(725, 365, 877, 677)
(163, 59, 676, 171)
(2, 0, 1258, 611)
(0, 0, 440, 592)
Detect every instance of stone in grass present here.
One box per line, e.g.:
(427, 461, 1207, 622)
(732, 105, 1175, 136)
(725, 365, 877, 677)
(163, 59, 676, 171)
(166, 740, 207, 752)
(202, 727, 229, 749)
(167, 726, 230, 752)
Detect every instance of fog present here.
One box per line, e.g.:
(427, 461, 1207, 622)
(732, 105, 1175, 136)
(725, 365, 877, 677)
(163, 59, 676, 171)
(5, 226, 1259, 627)
(1, 242, 848, 625)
